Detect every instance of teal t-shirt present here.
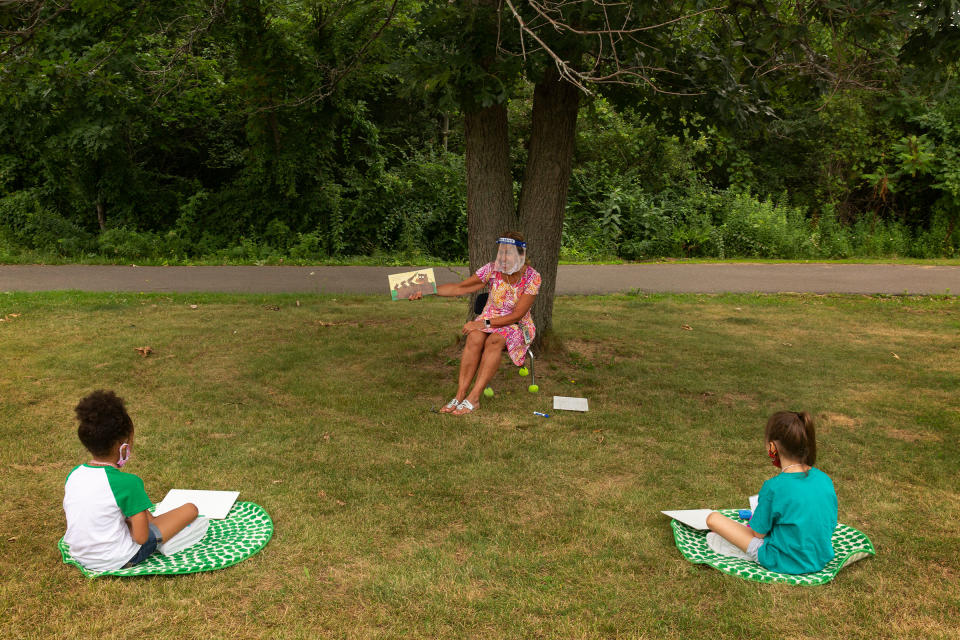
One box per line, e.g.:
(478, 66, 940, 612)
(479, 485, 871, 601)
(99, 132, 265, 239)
(751, 467, 837, 574)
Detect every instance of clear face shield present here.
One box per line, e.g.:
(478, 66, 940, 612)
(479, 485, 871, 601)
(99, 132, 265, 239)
(494, 237, 526, 275)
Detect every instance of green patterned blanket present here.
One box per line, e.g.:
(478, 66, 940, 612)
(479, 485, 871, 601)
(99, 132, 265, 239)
(670, 509, 874, 585)
(60, 501, 273, 578)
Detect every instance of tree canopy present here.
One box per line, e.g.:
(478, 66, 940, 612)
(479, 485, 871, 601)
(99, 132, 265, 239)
(1, 0, 958, 288)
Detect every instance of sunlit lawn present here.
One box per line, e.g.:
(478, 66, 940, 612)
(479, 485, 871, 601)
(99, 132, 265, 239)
(1, 291, 957, 639)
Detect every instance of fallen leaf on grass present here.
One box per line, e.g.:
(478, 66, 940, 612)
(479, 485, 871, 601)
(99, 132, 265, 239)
(272, 480, 283, 484)
(135, 346, 153, 357)
(317, 490, 327, 498)
(681, 324, 693, 331)
(892, 353, 900, 360)
(189, 304, 198, 309)
(336, 500, 345, 506)
(7, 537, 16, 542)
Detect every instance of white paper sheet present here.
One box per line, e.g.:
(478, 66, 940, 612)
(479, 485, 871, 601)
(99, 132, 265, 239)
(661, 509, 715, 530)
(154, 489, 239, 519)
(553, 396, 589, 412)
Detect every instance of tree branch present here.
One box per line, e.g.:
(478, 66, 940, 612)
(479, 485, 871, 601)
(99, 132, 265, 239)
(0, 0, 75, 60)
(500, 0, 708, 96)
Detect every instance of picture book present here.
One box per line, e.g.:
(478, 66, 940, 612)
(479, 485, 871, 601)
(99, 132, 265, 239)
(389, 268, 437, 301)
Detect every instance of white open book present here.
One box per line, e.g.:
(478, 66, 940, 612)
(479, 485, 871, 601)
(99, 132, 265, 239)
(153, 489, 240, 519)
(661, 509, 714, 530)
(662, 496, 759, 530)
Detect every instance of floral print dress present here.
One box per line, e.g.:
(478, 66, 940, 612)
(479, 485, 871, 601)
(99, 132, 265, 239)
(474, 262, 542, 366)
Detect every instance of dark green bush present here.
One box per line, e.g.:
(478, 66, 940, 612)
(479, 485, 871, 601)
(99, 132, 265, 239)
(0, 191, 92, 253)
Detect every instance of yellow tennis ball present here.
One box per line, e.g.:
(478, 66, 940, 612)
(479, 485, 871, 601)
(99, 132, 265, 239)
(518, 367, 529, 377)
(483, 387, 494, 398)
(528, 384, 539, 393)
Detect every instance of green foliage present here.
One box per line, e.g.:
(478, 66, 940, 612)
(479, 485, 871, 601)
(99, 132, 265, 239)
(351, 150, 467, 261)
(0, 191, 92, 253)
(561, 181, 939, 262)
(1, 0, 959, 263)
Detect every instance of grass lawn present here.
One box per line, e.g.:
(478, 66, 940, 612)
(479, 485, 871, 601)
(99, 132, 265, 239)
(1, 291, 958, 639)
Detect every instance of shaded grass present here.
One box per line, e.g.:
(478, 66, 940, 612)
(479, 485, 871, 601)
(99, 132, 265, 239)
(1, 291, 958, 639)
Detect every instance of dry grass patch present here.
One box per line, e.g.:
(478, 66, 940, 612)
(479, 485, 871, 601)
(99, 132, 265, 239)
(818, 412, 861, 429)
(883, 427, 942, 443)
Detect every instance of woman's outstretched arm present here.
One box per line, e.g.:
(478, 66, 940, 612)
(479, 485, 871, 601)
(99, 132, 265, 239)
(411, 275, 485, 299)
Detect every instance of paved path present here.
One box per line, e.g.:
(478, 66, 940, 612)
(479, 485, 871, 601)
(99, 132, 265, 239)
(1, 263, 958, 295)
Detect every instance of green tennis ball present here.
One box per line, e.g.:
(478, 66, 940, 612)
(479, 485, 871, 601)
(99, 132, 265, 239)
(483, 387, 494, 398)
(518, 367, 529, 377)
(528, 384, 539, 393)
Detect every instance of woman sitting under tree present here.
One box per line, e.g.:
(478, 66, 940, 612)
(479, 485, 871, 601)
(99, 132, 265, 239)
(411, 231, 541, 415)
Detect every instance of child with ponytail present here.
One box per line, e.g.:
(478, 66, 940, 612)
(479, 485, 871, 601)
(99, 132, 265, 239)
(705, 411, 838, 574)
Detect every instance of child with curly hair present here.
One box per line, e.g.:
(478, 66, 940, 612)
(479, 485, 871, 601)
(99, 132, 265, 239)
(62, 390, 198, 571)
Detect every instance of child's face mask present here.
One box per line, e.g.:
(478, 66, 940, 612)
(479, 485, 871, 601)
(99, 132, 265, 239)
(117, 442, 132, 468)
(767, 444, 781, 468)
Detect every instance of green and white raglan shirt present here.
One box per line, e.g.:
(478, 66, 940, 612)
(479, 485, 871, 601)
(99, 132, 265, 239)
(63, 464, 153, 571)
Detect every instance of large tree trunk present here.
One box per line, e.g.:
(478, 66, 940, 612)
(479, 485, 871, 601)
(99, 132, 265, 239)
(464, 102, 516, 318)
(517, 70, 580, 347)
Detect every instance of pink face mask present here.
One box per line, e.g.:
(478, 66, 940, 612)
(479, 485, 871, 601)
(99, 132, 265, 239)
(117, 443, 131, 468)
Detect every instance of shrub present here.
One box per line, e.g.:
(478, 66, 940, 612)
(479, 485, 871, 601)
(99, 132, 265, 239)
(718, 192, 813, 259)
(0, 191, 92, 254)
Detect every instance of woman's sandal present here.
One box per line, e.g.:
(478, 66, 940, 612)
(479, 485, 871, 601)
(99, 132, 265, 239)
(451, 399, 475, 416)
(440, 398, 461, 414)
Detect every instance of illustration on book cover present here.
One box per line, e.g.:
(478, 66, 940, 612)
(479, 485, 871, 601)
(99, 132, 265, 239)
(389, 268, 437, 301)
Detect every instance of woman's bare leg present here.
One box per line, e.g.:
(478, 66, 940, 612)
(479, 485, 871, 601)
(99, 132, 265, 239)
(444, 330, 486, 412)
(453, 333, 506, 414)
